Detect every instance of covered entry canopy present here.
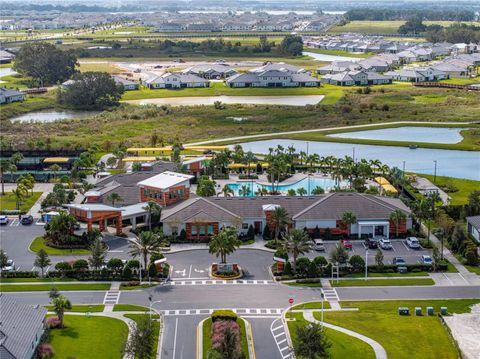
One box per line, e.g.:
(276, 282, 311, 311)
(357, 220, 390, 238)
(66, 204, 123, 235)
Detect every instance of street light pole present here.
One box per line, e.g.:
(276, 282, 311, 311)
(365, 249, 369, 280)
(433, 160, 437, 183)
(320, 292, 324, 328)
(148, 296, 162, 324)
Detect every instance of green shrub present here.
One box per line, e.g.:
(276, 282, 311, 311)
(122, 265, 133, 280)
(211, 310, 238, 322)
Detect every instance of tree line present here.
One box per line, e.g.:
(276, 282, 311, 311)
(345, 9, 476, 21)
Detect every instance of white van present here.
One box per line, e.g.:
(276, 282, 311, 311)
(313, 239, 325, 251)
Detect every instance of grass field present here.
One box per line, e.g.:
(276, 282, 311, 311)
(29, 236, 91, 255)
(316, 299, 479, 359)
(329, 20, 478, 34)
(0, 192, 42, 211)
(284, 281, 322, 287)
(330, 278, 435, 287)
(344, 271, 429, 277)
(291, 301, 332, 310)
(113, 304, 150, 312)
(287, 312, 376, 359)
(0, 283, 110, 292)
(305, 48, 374, 58)
(0, 277, 78, 283)
(78, 62, 123, 74)
(44, 305, 105, 312)
(202, 317, 248, 359)
(48, 315, 128, 359)
(418, 174, 480, 205)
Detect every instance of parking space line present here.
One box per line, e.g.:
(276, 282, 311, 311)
(457, 272, 470, 285)
(402, 241, 411, 251)
(188, 265, 192, 279)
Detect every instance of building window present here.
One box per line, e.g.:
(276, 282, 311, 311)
(242, 223, 248, 229)
(208, 224, 214, 235)
(191, 226, 197, 235)
(199, 225, 206, 236)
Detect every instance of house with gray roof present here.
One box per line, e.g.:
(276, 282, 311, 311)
(112, 76, 139, 90)
(0, 49, 15, 64)
(321, 70, 392, 86)
(0, 295, 46, 359)
(0, 88, 25, 104)
(183, 64, 237, 79)
(316, 61, 361, 75)
(384, 67, 448, 82)
(161, 192, 412, 240)
(466, 215, 480, 242)
(145, 73, 210, 89)
(225, 63, 319, 88)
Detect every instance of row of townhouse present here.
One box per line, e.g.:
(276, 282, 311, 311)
(0, 88, 25, 104)
(62, 75, 139, 91)
(321, 70, 392, 86)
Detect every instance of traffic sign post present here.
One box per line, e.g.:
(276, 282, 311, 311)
(289, 297, 294, 316)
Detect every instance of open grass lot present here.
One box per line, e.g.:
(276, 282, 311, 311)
(330, 278, 435, 287)
(316, 299, 479, 359)
(329, 20, 479, 34)
(287, 312, 376, 359)
(202, 317, 248, 359)
(2, 85, 479, 150)
(48, 315, 128, 359)
(0, 277, 78, 283)
(29, 236, 91, 255)
(44, 305, 105, 312)
(291, 301, 332, 310)
(305, 48, 374, 58)
(418, 174, 480, 205)
(113, 304, 149, 312)
(78, 62, 123, 74)
(0, 283, 110, 292)
(0, 192, 42, 211)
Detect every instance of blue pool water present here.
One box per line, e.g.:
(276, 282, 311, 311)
(228, 177, 343, 196)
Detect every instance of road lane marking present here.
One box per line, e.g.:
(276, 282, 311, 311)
(172, 317, 179, 359)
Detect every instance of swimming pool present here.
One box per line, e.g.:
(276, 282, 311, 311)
(227, 176, 343, 196)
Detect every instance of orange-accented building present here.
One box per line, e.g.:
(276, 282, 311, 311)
(137, 171, 194, 207)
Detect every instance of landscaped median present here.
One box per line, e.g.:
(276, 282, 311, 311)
(0, 283, 111, 292)
(199, 310, 252, 359)
(30, 236, 90, 255)
(330, 278, 435, 287)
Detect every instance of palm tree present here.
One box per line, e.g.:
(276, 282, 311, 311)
(129, 231, 161, 272)
(342, 211, 357, 238)
(11, 184, 27, 210)
(369, 159, 382, 176)
(49, 164, 61, 181)
(297, 187, 307, 196)
(88, 238, 107, 271)
(426, 191, 442, 243)
(271, 206, 290, 244)
(312, 186, 324, 195)
(52, 295, 72, 328)
(255, 187, 268, 197)
(243, 151, 257, 178)
(10, 152, 23, 167)
(283, 229, 312, 273)
(239, 185, 251, 197)
(389, 209, 407, 238)
(299, 151, 307, 166)
(34, 249, 51, 277)
(0, 159, 11, 195)
(218, 185, 234, 197)
(208, 227, 241, 264)
(107, 192, 123, 207)
(143, 201, 161, 230)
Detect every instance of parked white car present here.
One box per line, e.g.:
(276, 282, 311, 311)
(2, 259, 15, 272)
(0, 215, 9, 225)
(421, 255, 433, 266)
(406, 237, 421, 249)
(313, 238, 325, 251)
(379, 238, 393, 250)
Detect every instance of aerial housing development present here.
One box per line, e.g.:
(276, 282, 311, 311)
(0, 1, 479, 359)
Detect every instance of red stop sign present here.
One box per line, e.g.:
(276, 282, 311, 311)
(289, 298, 294, 305)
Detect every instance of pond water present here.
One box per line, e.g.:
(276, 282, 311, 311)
(228, 176, 345, 196)
(238, 139, 480, 180)
(0, 67, 17, 77)
(328, 126, 466, 144)
(303, 51, 362, 62)
(10, 110, 99, 123)
(128, 95, 324, 106)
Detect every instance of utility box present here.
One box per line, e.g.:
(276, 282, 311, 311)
(397, 266, 408, 273)
(398, 307, 409, 315)
(441, 307, 448, 315)
(415, 307, 422, 316)
(427, 307, 434, 316)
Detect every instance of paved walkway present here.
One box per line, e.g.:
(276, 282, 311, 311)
(303, 311, 388, 359)
(411, 176, 449, 205)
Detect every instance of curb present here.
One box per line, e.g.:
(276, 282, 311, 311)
(241, 317, 256, 359)
(196, 317, 207, 359)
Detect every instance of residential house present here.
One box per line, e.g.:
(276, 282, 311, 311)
(155, 23, 184, 32)
(145, 73, 210, 89)
(113, 76, 139, 90)
(0, 294, 47, 359)
(161, 192, 412, 241)
(0, 88, 25, 104)
(384, 67, 448, 82)
(466, 216, 480, 242)
(430, 63, 469, 78)
(0, 49, 15, 64)
(183, 64, 237, 79)
(358, 58, 391, 72)
(316, 61, 361, 75)
(321, 70, 392, 86)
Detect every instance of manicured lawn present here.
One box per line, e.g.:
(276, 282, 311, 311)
(29, 236, 91, 255)
(291, 301, 332, 310)
(44, 305, 105, 312)
(417, 174, 480, 205)
(0, 192, 42, 211)
(113, 304, 149, 312)
(119, 283, 157, 290)
(330, 278, 435, 287)
(316, 299, 479, 359)
(0, 277, 78, 283)
(202, 317, 248, 359)
(284, 281, 322, 287)
(48, 315, 128, 359)
(287, 312, 375, 359)
(0, 283, 110, 292)
(123, 314, 160, 357)
(345, 271, 429, 277)
(464, 264, 480, 275)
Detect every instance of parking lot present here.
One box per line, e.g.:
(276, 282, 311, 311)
(305, 239, 433, 265)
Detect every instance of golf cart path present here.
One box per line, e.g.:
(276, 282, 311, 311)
(303, 311, 388, 359)
(184, 120, 474, 146)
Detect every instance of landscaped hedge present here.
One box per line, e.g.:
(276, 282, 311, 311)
(238, 174, 259, 180)
(211, 310, 238, 322)
(1, 271, 39, 278)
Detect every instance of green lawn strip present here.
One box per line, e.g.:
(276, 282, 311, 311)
(29, 236, 90, 255)
(286, 312, 375, 359)
(123, 313, 160, 356)
(345, 271, 429, 278)
(0, 283, 110, 292)
(113, 304, 149, 312)
(44, 305, 105, 312)
(0, 192, 42, 211)
(305, 48, 374, 58)
(415, 174, 480, 205)
(0, 277, 78, 283)
(284, 281, 322, 287)
(291, 301, 332, 310)
(330, 278, 435, 287)
(48, 315, 128, 359)
(464, 265, 480, 275)
(119, 283, 157, 290)
(202, 317, 248, 359)
(315, 300, 479, 359)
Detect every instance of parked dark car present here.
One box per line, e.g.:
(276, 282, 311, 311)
(364, 238, 378, 249)
(20, 215, 34, 225)
(392, 257, 406, 266)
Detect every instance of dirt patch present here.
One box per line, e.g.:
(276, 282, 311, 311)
(443, 304, 480, 359)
